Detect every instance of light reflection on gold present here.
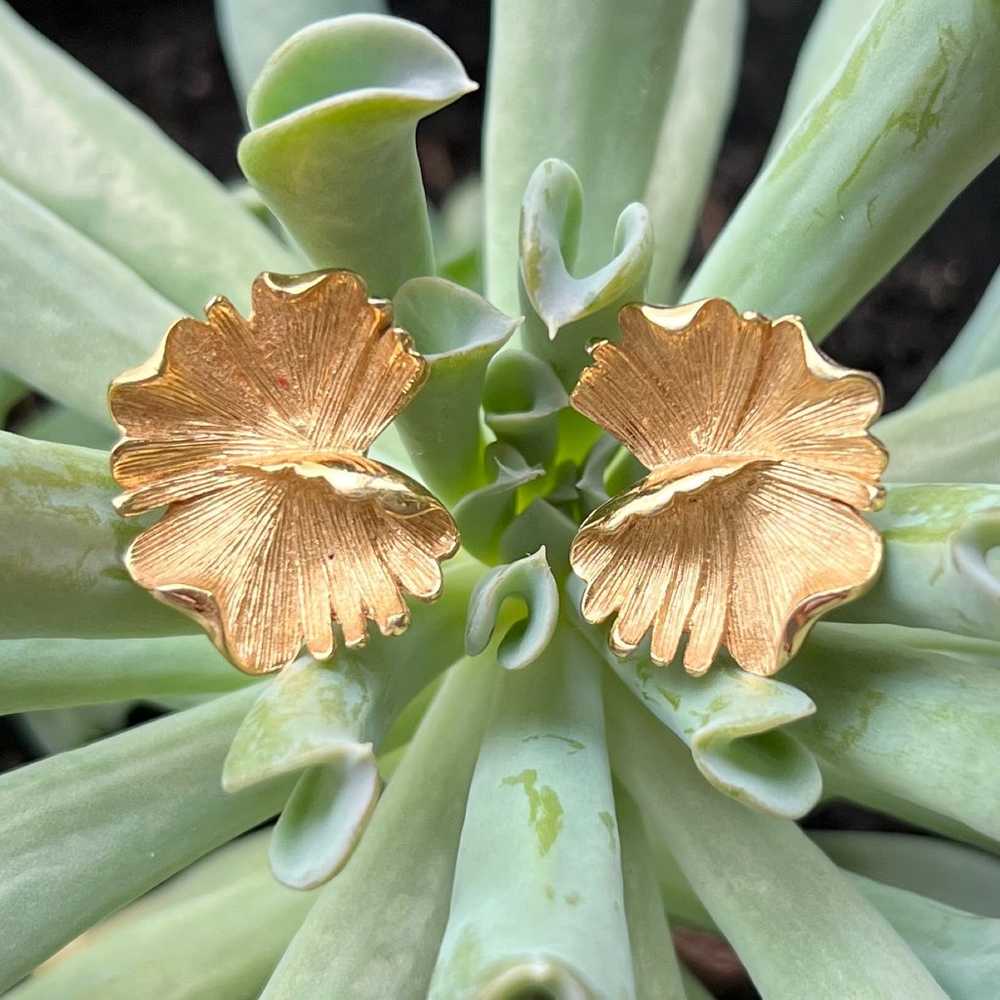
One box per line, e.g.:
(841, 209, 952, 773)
(570, 298, 886, 677)
(109, 269, 459, 675)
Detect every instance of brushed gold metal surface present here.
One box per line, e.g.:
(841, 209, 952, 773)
(109, 269, 459, 675)
(570, 298, 886, 677)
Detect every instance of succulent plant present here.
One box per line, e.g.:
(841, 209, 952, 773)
(2, 0, 1000, 997)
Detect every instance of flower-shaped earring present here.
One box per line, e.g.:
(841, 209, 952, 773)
(569, 298, 887, 677)
(109, 269, 460, 675)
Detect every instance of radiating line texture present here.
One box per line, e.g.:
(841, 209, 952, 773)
(109, 269, 459, 674)
(570, 298, 886, 676)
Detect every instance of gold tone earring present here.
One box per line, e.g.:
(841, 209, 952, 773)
(109, 269, 460, 675)
(569, 298, 887, 678)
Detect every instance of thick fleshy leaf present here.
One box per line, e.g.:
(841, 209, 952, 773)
(607, 675, 946, 999)
(453, 443, 544, 564)
(877, 370, 1000, 482)
(0, 434, 193, 638)
(0, 4, 296, 315)
(483, 348, 569, 468)
(261, 657, 498, 999)
(685, 0, 1000, 341)
(0, 372, 25, 423)
(428, 627, 636, 999)
(17, 406, 116, 450)
(789, 622, 1000, 842)
(837, 484, 1000, 639)
(222, 556, 481, 887)
(643, 0, 746, 301)
(916, 265, 1000, 400)
(616, 788, 687, 1000)
(768, 0, 882, 153)
(518, 159, 654, 392)
(498, 499, 578, 580)
(434, 176, 484, 291)
(239, 15, 475, 297)
(0, 179, 176, 425)
(393, 277, 519, 501)
(814, 831, 1000, 918)
(567, 577, 821, 818)
(483, 1, 692, 313)
(0, 635, 251, 715)
(465, 547, 559, 670)
(216, 0, 387, 106)
(0, 686, 292, 991)
(8, 833, 314, 999)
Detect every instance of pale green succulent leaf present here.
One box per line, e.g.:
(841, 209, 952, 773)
(0, 686, 292, 992)
(9, 832, 314, 1000)
(393, 276, 519, 501)
(837, 484, 1000, 639)
(607, 675, 947, 1000)
(685, 0, 1000, 341)
(483, 0, 692, 313)
(0, 434, 193, 637)
(916, 265, 1000, 400)
(0, 3, 296, 315)
(434, 176, 484, 292)
(483, 349, 569, 469)
(428, 627, 636, 1000)
(0, 372, 26, 423)
(768, 0, 881, 154)
(643, 0, 746, 301)
(16, 406, 117, 450)
(616, 787, 687, 1000)
(877, 370, 1000, 482)
(567, 577, 821, 819)
(216, 0, 387, 107)
(0, 180, 177, 425)
(789, 622, 1000, 843)
(262, 657, 499, 999)
(498, 500, 578, 581)
(453, 443, 545, 564)
(814, 831, 1000, 918)
(239, 14, 476, 297)
(518, 159, 654, 393)
(0, 635, 251, 715)
(465, 547, 559, 671)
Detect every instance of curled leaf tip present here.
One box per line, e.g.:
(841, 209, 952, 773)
(465, 548, 559, 670)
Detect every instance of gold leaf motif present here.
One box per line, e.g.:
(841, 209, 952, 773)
(109, 269, 460, 675)
(569, 298, 886, 677)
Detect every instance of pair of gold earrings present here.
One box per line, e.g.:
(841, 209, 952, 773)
(109, 269, 886, 679)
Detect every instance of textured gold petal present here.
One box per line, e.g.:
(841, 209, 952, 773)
(110, 269, 456, 674)
(569, 297, 885, 676)
(126, 459, 459, 675)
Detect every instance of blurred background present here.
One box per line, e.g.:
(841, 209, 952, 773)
(3, 3, 998, 994)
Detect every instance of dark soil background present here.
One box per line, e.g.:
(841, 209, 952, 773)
(4, 2, 999, 997)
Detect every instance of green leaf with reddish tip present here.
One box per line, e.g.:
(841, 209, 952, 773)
(0, 686, 291, 993)
(216, 0, 387, 107)
(685, 0, 1000, 342)
(428, 627, 636, 1000)
(788, 622, 1000, 843)
(239, 15, 476, 297)
(607, 676, 948, 1000)
(0, 434, 194, 638)
(0, 4, 296, 315)
(837, 484, 1000, 640)
(0, 179, 177, 426)
(643, 0, 746, 301)
(566, 576, 821, 819)
(483, 0, 692, 313)
(465, 547, 559, 671)
(393, 276, 519, 502)
(483, 349, 568, 469)
(518, 159, 653, 393)
(261, 657, 499, 999)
